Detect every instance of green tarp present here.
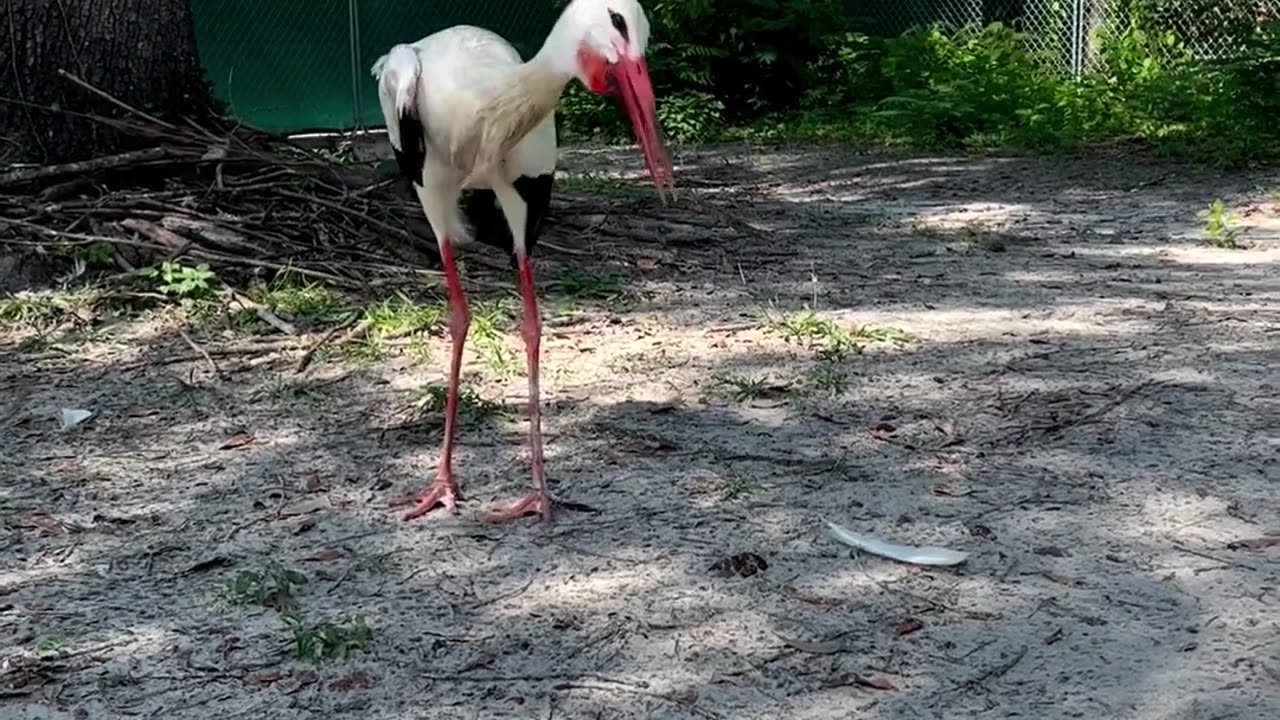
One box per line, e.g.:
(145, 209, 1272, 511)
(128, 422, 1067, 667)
(190, 0, 558, 133)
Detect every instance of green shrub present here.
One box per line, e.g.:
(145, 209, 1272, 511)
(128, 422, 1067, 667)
(558, 0, 850, 142)
(868, 24, 1064, 149)
(555, 0, 1279, 164)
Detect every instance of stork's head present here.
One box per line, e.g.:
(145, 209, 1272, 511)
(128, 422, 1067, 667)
(551, 0, 673, 201)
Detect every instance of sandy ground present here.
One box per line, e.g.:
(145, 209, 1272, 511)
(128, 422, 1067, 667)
(2, 143, 1279, 720)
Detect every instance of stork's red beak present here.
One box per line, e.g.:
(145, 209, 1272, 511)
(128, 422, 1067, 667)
(607, 56, 674, 204)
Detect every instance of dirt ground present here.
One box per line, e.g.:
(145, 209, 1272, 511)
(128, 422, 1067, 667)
(3, 142, 1279, 720)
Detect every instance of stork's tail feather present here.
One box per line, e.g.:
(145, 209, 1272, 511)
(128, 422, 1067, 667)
(373, 45, 426, 186)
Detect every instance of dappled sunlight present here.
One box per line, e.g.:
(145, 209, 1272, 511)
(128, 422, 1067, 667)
(479, 564, 686, 617)
(1160, 244, 1280, 265)
(899, 201, 1038, 226)
(827, 301, 1158, 340)
(1136, 490, 1244, 538)
(856, 156, 1006, 172)
(1066, 242, 1280, 264)
(770, 172, 990, 200)
(0, 562, 80, 597)
(4, 146, 1277, 718)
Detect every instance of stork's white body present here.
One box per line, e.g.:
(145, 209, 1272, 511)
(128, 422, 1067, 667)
(377, 26, 558, 183)
(367, 0, 669, 526)
(371, 26, 558, 252)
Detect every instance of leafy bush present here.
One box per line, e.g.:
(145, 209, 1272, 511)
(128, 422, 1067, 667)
(1078, 9, 1280, 161)
(556, 0, 1280, 164)
(558, 0, 849, 142)
(866, 24, 1065, 149)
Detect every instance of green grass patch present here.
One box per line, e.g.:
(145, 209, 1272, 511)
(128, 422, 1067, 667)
(1204, 198, 1244, 249)
(250, 268, 345, 322)
(806, 363, 850, 398)
(220, 563, 309, 611)
(768, 309, 912, 360)
(707, 373, 792, 403)
(556, 171, 643, 198)
(468, 298, 520, 378)
(410, 382, 506, 424)
(281, 610, 372, 663)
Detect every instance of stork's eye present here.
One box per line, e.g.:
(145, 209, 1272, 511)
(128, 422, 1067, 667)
(608, 9, 629, 41)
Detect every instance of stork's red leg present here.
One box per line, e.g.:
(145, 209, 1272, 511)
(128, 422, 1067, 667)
(482, 251, 552, 523)
(393, 236, 469, 520)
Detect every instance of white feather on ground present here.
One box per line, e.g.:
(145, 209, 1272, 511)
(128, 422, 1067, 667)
(825, 519, 971, 566)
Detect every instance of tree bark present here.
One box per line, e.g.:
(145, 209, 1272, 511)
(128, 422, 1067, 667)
(0, 0, 217, 165)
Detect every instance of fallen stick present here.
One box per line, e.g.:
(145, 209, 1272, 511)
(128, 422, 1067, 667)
(295, 316, 371, 374)
(119, 217, 190, 252)
(0, 147, 176, 187)
(276, 189, 420, 243)
(178, 329, 223, 379)
(0, 218, 172, 253)
(227, 290, 297, 335)
(127, 339, 305, 372)
(58, 69, 179, 132)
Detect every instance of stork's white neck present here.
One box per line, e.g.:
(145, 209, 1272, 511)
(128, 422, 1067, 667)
(482, 13, 579, 130)
(529, 11, 581, 84)
(459, 7, 585, 179)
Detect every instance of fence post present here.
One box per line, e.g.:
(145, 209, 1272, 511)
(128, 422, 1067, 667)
(348, 0, 363, 130)
(1070, 0, 1085, 78)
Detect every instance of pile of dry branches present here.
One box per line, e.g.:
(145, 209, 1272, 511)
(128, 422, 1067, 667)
(0, 73, 460, 295)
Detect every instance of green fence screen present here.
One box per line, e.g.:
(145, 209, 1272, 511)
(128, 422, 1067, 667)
(190, 0, 560, 134)
(191, 0, 1275, 133)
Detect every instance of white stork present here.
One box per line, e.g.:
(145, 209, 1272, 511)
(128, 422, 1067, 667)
(371, 0, 674, 524)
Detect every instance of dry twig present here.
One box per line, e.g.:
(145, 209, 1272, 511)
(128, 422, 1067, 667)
(178, 330, 222, 379)
(295, 316, 371, 374)
(1, 75, 453, 297)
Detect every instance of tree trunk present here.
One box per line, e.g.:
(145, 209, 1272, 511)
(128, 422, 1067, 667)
(0, 0, 217, 166)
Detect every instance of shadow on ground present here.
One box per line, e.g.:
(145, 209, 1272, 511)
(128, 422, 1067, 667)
(2, 143, 1278, 720)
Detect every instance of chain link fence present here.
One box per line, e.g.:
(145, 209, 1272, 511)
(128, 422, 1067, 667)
(1083, 0, 1278, 68)
(849, 0, 1277, 75)
(191, 0, 1276, 133)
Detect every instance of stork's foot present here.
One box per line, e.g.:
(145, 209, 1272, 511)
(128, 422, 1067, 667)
(390, 478, 460, 521)
(482, 489, 552, 524)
